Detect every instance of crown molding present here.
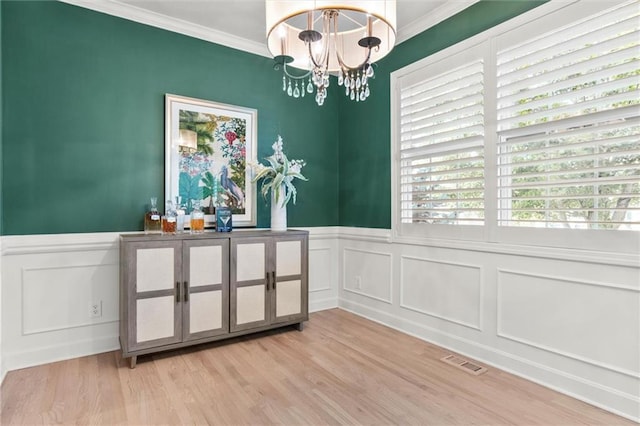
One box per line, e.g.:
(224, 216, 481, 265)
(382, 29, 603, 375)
(58, 0, 478, 58)
(396, 0, 481, 44)
(58, 0, 272, 58)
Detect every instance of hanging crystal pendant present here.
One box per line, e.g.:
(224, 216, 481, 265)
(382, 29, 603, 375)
(282, 75, 287, 91)
(287, 81, 293, 96)
(360, 90, 366, 101)
(362, 73, 367, 86)
(301, 84, 305, 97)
(307, 78, 314, 93)
(345, 85, 350, 96)
(350, 89, 355, 101)
(293, 82, 300, 98)
(356, 75, 361, 89)
(365, 85, 370, 97)
(338, 72, 344, 86)
(367, 65, 374, 78)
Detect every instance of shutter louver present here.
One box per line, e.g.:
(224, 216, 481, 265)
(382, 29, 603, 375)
(400, 60, 485, 225)
(496, 0, 640, 230)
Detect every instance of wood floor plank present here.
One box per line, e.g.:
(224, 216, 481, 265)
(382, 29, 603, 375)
(0, 309, 635, 425)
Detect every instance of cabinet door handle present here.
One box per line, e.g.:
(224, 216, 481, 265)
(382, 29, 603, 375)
(265, 272, 271, 291)
(271, 271, 277, 290)
(183, 281, 189, 303)
(176, 281, 181, 303)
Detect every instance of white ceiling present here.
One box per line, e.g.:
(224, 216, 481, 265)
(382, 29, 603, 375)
(61, 0, 479, 57)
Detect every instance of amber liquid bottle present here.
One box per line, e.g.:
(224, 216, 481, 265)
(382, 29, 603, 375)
(144, 197, 162, 234)
(190, 200, 205, 233)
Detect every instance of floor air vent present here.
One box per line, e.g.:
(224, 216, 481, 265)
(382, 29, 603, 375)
(441, 354, 488, 376)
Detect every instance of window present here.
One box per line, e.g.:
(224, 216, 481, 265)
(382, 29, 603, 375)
(392, 0, 639, 249)
(399, 59, 485, 226)
(496, 0, 639, 230)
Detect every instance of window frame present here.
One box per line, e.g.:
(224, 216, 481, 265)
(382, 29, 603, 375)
(391, 0, 639, 253)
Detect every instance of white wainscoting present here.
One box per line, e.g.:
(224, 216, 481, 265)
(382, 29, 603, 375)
(337, 227, 640, 422)
(1, 226, 638, 421)
(0, 227, 340, 374)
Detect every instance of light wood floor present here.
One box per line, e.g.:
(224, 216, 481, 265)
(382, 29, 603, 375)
(0, 309, 634, 425)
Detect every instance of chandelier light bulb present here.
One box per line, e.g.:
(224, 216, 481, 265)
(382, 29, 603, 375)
(278, 24, 286, 39)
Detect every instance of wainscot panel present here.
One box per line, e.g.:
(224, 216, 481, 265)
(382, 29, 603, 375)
(400, 256, 482, 330)
(342, 247, 393, 304)
(0, 228, 339, 373)
(337, 227, 640, 422)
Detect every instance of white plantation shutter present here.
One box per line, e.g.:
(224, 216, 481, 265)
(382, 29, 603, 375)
(399, 59, 485, 225)
(496, 0, 640, 230)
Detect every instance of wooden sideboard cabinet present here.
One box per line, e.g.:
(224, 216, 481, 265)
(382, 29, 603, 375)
(120, 230, 308, 368)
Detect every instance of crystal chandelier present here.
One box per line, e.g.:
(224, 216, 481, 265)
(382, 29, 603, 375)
(266, 1, 396, 106)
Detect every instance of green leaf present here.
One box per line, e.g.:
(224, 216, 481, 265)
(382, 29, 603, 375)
(179, 172, 203, 211)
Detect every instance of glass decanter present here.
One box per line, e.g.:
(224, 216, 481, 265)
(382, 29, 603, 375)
(190, 199, 205, 233)
(175, 196, 186, 233)
(144, 197, 162, 234)
(162, 200, 177, 234)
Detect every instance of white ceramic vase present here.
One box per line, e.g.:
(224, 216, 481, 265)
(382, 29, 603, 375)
(270, 185, 287, 231)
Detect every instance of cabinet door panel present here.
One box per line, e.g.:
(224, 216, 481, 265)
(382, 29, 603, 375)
(276, 240, 302, 277)
(236, 285, 266, 325)
(236, 243, 266, 281)
(231, 237, 270, 332)
(275, 280, 302, 318)
(189, 290, 222, 333)
(183, 239, 229, 341)
(136, 296, 176, 343)
(136, 248, 175, 292)
(126, 240, 182, 352)
(272, 235, 308, 325)
(189, 245, 223, 287)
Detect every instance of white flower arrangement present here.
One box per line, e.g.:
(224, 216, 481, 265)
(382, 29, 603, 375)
(251, 135, 308, 207)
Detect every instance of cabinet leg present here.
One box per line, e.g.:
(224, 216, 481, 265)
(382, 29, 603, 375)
(129, 356, 137, 369)
(295, 322, 304, 331)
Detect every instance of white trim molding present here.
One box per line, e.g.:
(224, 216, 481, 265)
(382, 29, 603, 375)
(58, 0, 271, 58)
(57, 0, 479, 59)
(396, 0, 481, 43)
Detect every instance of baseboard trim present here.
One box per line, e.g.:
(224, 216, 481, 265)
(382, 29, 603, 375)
(309, 297, 339, 313)
(338, 300, 640, 423)
(3, 336, 120, 373)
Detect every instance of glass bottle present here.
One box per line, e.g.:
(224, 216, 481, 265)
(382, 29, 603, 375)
(162, 200, 177, 234)
(190, 199, 205, 233)
(175, 196, 186, 233)
(144, 197, 162, 234)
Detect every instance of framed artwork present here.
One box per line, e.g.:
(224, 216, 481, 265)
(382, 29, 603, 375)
(165, 94, 257, 227)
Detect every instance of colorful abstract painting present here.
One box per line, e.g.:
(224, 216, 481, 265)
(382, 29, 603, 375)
(165, 94, 257, 227)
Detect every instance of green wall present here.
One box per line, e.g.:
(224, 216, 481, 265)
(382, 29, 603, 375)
(1, 1, 546, 235)
(338, 1, 546, 228)
(1, 1, 339, 235)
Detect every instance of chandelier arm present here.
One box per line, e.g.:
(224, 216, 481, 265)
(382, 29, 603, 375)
(331, 11, 372, 72)
(334, 43, 372, 71)
(282, 63, 312, 80)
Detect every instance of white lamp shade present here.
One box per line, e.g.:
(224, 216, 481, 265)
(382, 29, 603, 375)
(266, 0, 396, 71)
(179, 129, 197, 150)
